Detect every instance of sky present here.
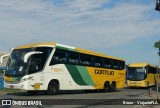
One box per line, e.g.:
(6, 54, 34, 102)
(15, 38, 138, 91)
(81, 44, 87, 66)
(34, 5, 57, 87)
(0, 0, 160, 65)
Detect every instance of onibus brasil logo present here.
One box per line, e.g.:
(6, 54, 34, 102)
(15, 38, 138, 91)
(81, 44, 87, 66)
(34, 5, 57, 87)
(2, 100, 42, 106)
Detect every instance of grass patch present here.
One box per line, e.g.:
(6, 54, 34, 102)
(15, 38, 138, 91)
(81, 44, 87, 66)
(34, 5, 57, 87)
(0, 88, 21, 93)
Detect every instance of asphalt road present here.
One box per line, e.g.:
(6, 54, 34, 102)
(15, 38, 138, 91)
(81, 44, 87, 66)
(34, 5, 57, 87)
(0, 87, 160, 108)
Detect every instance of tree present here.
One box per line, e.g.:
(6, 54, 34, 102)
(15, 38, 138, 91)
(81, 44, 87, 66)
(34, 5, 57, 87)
(155, 0, 160, 11)
(154, 40, 160, 48)
(154, 40, 160, 101)
(154, 40, 160, 56)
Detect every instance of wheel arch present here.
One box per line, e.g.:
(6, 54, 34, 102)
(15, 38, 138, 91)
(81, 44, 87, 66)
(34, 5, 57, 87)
(45, 79, 60, 90)
(111, 81, 116, 85)
(48, 79, 59, 89)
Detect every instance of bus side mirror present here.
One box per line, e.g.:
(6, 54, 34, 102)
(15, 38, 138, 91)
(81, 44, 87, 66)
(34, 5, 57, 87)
(0, 54, 10, 64)
(24, 51, 43, 63)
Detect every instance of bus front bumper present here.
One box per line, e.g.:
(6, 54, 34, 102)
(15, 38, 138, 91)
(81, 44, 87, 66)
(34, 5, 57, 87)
(4, 81, 29, 90)
(127, 80, 146, 87)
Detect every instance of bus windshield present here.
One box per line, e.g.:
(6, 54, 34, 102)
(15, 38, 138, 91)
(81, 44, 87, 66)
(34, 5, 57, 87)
(5, 47, 53, 77)
(127, 67, 146, 81)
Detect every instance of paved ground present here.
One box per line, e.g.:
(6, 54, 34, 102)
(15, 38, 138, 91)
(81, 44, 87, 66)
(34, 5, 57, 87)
(0, 87, 159, 108)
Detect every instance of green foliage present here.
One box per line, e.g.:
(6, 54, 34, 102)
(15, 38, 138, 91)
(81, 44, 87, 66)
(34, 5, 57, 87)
(0, 88, 21, 92)
(154, 40, 160, 56)
(154, 40, 160, 49)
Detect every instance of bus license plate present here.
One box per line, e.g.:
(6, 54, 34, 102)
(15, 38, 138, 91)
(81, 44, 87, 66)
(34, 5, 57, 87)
(10, 85, 14, 89)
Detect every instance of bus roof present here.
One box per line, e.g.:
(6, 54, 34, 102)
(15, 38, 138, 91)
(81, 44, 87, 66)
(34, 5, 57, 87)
(15, 42, 124, 61)
(15, 42, 56, 49)
(129, 62, 157, 68)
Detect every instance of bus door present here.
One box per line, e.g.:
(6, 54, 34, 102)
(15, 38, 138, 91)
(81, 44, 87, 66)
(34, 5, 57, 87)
(26, 52, 45, 90)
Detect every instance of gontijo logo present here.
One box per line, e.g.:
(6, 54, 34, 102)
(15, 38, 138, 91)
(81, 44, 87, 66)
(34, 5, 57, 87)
(95, 69, 114, 75)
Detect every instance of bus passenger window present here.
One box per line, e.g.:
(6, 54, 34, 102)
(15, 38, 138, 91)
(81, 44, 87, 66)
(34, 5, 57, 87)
(119, 61, 125, 70)
(103, 59, 111, 68)
(59, 57, 67, 63)
(148, 67, 157, 74)
(95, 63, 101, 67)
(80, 54, 92, 66)
(50, 49, 67, 65)
(113, 60, 119, 69)
(68, 52, 79, 65)
(82, 61, 90, 65)
(94, 57, 102, 67)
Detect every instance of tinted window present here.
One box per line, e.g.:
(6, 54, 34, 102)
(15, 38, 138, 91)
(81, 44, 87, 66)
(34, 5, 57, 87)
(113, 60, 119, 69)
(148, 66, 157, 74)
(119, 61, 125, 69)
(50, 49, 67, 65)
(68, 51, 80, 65)
(103, 58, 112, 68)
(49, 48, 125, 70)
(94, 57, 102, 67)
(80, 54, 92, 66)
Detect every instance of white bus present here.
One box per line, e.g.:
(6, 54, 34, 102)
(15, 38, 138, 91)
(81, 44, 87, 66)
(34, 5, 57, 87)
(4, 42, 126, 95)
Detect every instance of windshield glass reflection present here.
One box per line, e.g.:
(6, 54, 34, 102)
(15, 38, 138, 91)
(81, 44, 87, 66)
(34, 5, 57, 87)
(5, 47, 53, 77)
(127, 67, 146, 81)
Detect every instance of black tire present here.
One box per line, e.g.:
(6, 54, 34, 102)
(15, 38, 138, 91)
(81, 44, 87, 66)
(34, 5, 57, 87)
(110, 82, 117, 92)
(103, 82, 110, 92)
(147, 81, 150, 89)
(47, 81, 59, 95)
(27, 91, 38, 95)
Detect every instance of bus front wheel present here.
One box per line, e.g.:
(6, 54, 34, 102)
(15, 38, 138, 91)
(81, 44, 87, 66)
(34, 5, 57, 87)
(47, 81, 59, 95)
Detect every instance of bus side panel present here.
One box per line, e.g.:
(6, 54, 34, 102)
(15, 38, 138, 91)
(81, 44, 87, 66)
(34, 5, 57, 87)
(146, 73, 155, 86)
(66, 65, 125, 89)
(43, 64, 125, 90)
(43, 64, 95, 90)
(86, 67, 126, 89)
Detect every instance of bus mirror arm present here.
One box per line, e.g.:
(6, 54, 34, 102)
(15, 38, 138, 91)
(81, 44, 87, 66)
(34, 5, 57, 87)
(24, 51, 43, 63)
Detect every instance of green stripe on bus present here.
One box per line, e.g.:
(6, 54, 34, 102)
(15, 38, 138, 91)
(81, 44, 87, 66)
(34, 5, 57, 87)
(65, 64, 87, 85)
(76, 66, 96, 86)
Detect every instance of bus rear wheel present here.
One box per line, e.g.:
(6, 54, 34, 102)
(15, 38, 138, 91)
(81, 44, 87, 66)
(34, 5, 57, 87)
(147, 82, 150, 89)
(110, 82, 117, 92)
(47, 81, 59, 95)
(103, 82, 110, 92)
